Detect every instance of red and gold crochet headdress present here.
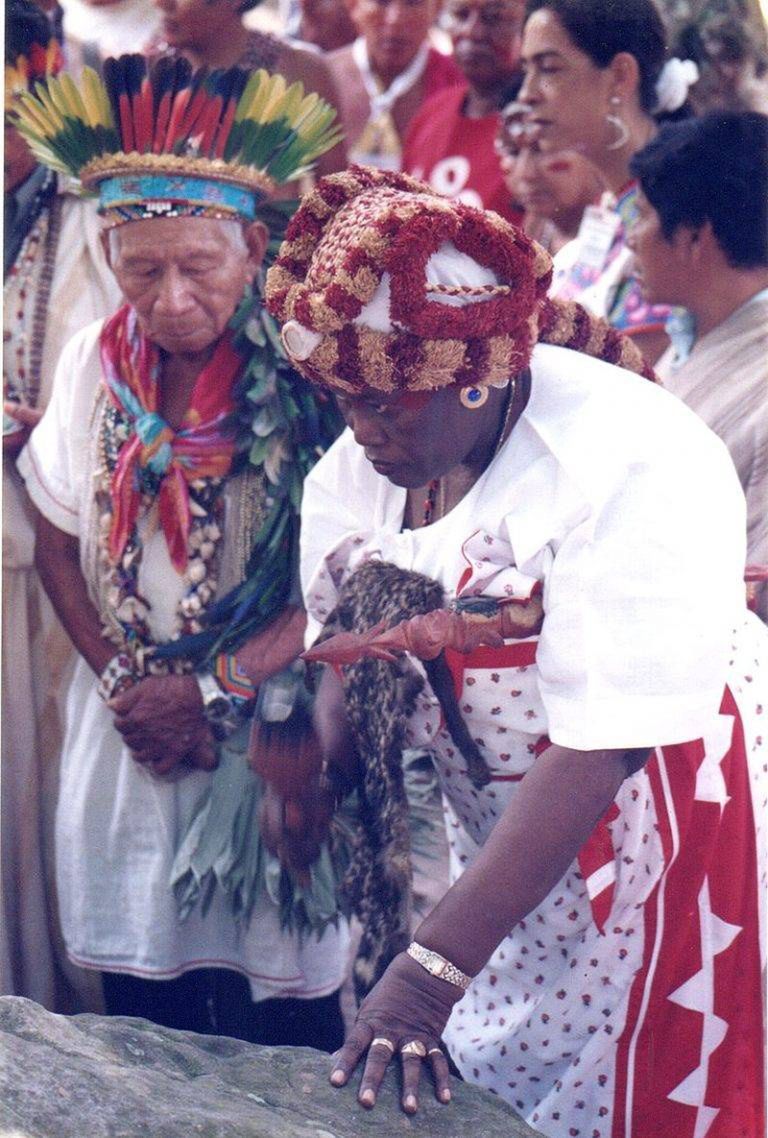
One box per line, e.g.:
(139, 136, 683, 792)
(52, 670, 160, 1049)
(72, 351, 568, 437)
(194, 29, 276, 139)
(265, 166, 653, 394)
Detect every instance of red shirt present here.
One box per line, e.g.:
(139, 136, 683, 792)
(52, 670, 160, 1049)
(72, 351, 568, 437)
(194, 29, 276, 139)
(403, 85, 523, 227)
(423, 47, 464, 99)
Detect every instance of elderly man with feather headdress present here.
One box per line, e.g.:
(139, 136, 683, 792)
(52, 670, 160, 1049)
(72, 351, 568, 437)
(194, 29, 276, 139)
(13, 54, 350, 1045)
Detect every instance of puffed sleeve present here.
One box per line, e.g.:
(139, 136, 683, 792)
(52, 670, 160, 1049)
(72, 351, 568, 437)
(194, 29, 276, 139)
(17, 320, 103, 536)
(300, 429, 383, 646)
(535, 430, 748, 750)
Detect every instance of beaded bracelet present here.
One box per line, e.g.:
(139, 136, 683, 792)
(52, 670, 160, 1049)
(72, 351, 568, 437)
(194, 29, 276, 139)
(213, 652, 257, 701)
(97, 651, 137, 702)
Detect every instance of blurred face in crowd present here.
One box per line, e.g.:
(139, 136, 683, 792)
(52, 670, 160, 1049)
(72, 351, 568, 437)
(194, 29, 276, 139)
(518, 7, 617, 157)
(154, 0, 240, 54)
(627, 189, 687, 306)
(499, 114, 602, 222)
(444, 0, 524, 91)
(104, 217, 265, 357)
(300, 0, 356, 52)
(347, 0, 441, 82)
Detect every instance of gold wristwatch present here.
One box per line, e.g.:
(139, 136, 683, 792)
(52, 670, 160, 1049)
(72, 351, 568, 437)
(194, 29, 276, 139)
(406, 941, 472, 990)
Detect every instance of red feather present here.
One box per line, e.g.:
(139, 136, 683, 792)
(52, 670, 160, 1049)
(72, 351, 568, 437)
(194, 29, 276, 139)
(163, 87, 191, 151)
(212, 96, 238, 159)
(197, 95, 224, 156)
(118, 92, 135, 152)
(130, 78, 150, 152)
(177, 84, 210, 141)
(136, 77, 154, 152)
(153, 90, 172, 154)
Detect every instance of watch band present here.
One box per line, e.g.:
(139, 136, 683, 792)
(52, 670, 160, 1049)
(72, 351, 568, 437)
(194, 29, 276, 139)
(97, 651, 137, 702)
(196, 671, 232, 717)
(406, 941, 472, 991)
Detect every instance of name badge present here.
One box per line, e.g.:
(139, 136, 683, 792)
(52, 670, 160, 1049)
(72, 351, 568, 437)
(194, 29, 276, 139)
(574, 205, 621, 272)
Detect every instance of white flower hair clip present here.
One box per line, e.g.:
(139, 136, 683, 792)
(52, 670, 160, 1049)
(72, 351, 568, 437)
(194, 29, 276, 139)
(654, 58, 700, 114)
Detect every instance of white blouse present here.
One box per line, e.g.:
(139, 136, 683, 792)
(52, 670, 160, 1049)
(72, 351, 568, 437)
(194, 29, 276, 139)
(301, 342, 747, 751)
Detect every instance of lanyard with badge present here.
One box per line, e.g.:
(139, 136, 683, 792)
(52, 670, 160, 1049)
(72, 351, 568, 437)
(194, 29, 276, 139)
(572, 201, 622, 276)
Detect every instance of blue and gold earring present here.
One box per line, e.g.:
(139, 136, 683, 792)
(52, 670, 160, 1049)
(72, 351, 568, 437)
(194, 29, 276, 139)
(459, 385, 489, 410)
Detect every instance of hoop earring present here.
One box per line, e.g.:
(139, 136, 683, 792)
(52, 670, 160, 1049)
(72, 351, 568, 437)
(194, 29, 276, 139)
(605, 96, 630, 151)
(459, 385, 489, 409)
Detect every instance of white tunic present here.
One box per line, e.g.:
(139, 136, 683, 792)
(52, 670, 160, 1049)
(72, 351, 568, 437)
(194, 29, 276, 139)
(18, 320, 349, 1002)
(300, 344, 767, 1136)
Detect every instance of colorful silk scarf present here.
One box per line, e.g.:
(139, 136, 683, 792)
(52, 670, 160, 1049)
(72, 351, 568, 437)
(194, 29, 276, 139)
(100, 304, 243, 572)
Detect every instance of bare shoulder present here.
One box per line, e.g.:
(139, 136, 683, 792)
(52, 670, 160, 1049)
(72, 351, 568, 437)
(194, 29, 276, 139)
(325, 43, 357, 85)
(278, 39, 337, 91)
(274, 39, 348, 174)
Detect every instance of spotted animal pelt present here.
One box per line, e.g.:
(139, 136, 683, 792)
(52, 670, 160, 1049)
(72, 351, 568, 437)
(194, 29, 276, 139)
(320, 560, 444, 1001)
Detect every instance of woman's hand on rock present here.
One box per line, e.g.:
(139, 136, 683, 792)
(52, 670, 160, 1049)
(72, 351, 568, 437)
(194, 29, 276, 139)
(330, 952, 462, 1114)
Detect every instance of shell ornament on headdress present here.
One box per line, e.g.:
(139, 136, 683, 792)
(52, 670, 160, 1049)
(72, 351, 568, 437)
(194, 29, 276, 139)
(265, 166, 655, 393)
(11, 54, 343, 224)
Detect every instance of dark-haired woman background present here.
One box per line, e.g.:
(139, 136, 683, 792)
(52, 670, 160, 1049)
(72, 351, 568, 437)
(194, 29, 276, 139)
(519, 0, 698, 364)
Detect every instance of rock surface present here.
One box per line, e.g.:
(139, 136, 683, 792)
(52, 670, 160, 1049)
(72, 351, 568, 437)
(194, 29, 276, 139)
(0, 997, 541, 1138)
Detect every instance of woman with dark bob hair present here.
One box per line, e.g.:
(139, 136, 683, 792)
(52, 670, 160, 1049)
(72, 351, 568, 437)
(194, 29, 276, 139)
(519, 0, 698, 364)
(262, 166, 766, 1138)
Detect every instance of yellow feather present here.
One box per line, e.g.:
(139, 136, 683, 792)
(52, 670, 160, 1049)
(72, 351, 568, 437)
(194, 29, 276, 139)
(44, 76, 66, 113)
(297, 104, 336, 142)
(241, 70, 273, 123)
(59, 73, 89, 124)
(257, 74, 288, 123)
(46, 76, 76, 121)
(292, 91, 319, 131)
(87, 65, 113, 127)
(235, 71, 265, 123)
(277, 81, 305, 126)
(295, 101, 329, 139)
(14, 124, 69, 174)
(30, 81, 65, 132)
(14, 92, 55, 137)
(79, 72, 101, 128)
(82, 67, 112, 129)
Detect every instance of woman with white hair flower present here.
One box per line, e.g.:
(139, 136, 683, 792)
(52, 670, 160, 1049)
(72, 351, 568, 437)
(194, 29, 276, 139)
(519, 0, 699, 365)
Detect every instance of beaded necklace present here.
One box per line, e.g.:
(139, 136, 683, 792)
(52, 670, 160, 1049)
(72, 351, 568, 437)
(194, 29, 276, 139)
(3, 178, 62, 408)
(95, 396, 229, 676)
(420, 374, 523, 527)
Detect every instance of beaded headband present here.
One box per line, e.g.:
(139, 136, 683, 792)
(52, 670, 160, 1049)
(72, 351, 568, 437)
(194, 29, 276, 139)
(11, 54, 342, 224)
(265, 166, 653, 394)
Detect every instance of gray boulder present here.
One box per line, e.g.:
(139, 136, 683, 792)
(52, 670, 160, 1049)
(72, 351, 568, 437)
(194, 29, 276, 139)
(0, 996, 541, 1138)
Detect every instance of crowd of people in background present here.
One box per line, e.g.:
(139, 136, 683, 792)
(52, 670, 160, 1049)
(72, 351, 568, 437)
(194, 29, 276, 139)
(3, 0, 767, 1134)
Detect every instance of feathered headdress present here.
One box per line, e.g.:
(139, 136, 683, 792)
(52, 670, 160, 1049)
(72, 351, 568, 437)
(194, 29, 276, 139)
(5, 0, 63, 106)
(11, 53, 342, 224)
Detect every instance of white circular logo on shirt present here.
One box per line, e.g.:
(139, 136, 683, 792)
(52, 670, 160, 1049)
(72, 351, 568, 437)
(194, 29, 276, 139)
(428, 157, 484, 209)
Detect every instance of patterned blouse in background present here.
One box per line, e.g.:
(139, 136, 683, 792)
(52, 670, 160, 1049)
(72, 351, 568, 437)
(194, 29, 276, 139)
(551, 180, 673, 336)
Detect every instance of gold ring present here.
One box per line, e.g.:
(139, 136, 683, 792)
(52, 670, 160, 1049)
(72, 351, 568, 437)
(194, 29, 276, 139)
(401, 1040, 427, 1058)
(370, 1037, 395, 1054)
(428, 1047, 443, 1057)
